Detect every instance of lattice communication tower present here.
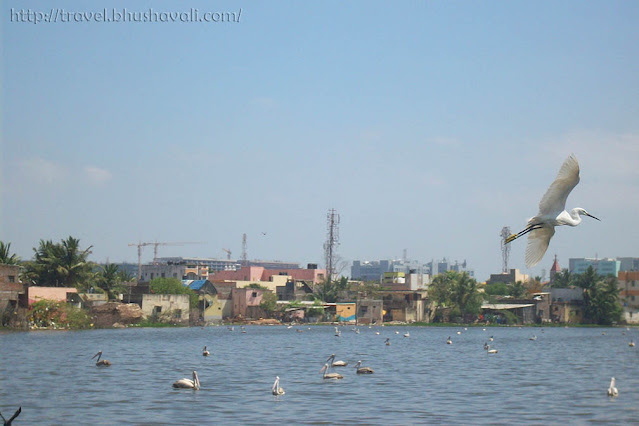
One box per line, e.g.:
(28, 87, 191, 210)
(500, 226, 511, 273)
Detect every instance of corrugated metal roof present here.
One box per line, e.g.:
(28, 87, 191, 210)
(482, 303, 535, 310)
(186, 280, 207, 290)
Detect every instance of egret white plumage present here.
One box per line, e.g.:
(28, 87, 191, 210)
(505, 154, 600, 267)
(173, 371, 200, 389)
(607, 377, 618, 397)
(272, 376, 285, 395)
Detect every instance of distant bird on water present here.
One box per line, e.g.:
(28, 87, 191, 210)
(92, 351, 111, 366)
(272, 376, 285, 395)
(447, 336, 452, 345)
(607, 377, 618, 397)
(505, 154, 600, 268)
(385, 337, 391, 346)
(203, 346, 210, 356)
(326, 354, 348, 367)
(320, 364, 343, 380)
(354, 360, 374, 374)
(173, 371, 200, 390)
(629, 340, 636, 347)
(0, 407, 21, 426)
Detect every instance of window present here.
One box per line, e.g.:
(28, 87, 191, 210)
(153, 306, 162, 314)
(252, 292, 258, 298)
(8, 275, 15, 283)
(173, 309, 182, 319)
(161, 273, 165, 278)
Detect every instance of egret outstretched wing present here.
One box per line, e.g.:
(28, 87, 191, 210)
(537, 154, 580, 216)
(525, 225, 555, 268)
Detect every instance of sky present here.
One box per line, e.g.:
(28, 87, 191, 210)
(2, 1, 638, 281)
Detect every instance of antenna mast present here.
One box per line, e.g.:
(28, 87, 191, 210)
(500, 227, 511, 273)
(323, 208, 340, 282)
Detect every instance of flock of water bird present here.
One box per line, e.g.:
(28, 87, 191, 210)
(87, 324, 637, 401)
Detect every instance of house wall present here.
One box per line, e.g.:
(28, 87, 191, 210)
(141, 294, 190, 323)
(336, 303, 356, 322)
(232, 288, 263, 318)
(618, 271, 639, 324)
(28, 287, 77, 305)
(201, 294, 228, 322)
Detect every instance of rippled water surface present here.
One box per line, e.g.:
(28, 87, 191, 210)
(1, 325, 638, 424)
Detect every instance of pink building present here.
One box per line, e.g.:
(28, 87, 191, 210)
(232, 287, 263, 318)
(28, 287, 78, 305)
(210, 266, 326, 284)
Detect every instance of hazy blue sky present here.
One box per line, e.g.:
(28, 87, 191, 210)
(2, 1, 638, 281)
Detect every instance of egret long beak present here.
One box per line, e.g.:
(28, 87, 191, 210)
(585, 213, 601, 221)
(505, 233, 517, 244)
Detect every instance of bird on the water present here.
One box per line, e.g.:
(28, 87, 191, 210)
(354, 360, 374, 374)
(0, 407, 21, 426)
(272, 376, 285, 395)
(173, 371, 200, 390)
(607, 377, 618, 397)
(92, 351, 111, 367)
(505, 154, 600, 267)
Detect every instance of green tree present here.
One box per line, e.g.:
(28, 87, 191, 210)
(449, 272, 482, 321)
(150, 277, 198, 308)
(314, 276, 348, 303)
(576, 267, 622, 325)
(97, 263, 122, 300)
(0, 241, 20, 265)
(117, 268, 135, 283)
(259, 291, 278, 314)
(552, 269, 573, 288)
(27, 236, 94, 287)
(485, 281, 509, 296)
(509, 281, 527, 299)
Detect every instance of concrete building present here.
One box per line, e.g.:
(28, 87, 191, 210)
(618, 257, 639, 272)
(550, 288, 584, 323)
(232, 287, 264, 319)
(569, 258, 621, 277)
(618, 271, 639, 324)
(155, 257, 238, 272)
(486, 269, 529, 285)
(28, 287, 78, 305)
(356, 299, 383, 324)
(140, 263, 209, 282)
(246, 260, 300, 269)
(141, 294, 190, 324)
(0, 265, 27, 324)
(183, 280, 224, 323)
(210, 266, 326, 285)
(378, 290, 429, 322)
(429, 258, 474, 277)
(352, 259, 434, 282)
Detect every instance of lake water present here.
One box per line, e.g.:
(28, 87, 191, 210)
(1, 325, 638, 425)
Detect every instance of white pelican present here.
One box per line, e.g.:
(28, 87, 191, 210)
(529, 335, 537, 341)
(173, 370, 200, 390)
(0, 406, 21, 426)
(457, 331, 461, 335)
(287, 325, 293, 329)
(354, 360, 374, 374)
(446, 336, 452, 345)
(489, 336, 494, 342)
(403, 331, 410, 338)
(483, 342, 490, 350)
(92, 351, 111, 367)
(385, 337, 391, 346)
(326, 354, 348, 367)
(241, 326, 247, 334)
(487, 348, 498, 354)
(320, 364, 343, 379)
(607, 377, 618, 397)
(629, 340, 635, 347)
(395, 331, 399, 334)
(272, 376, 285, 395)
(375, 331, 380, 335)
(203, 346, 210, 356)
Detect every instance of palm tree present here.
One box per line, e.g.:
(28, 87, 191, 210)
(98, 263, 121, 300)
(449, 272, 482, 322)
(552, 269, 573, 288)
(28, 236, 93, 287)
(0, 241, 20, 265)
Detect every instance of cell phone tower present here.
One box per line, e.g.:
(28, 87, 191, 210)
(324, 208, 340, 282)
(500, 226, 511, 273)
(241, 233, 248, 266)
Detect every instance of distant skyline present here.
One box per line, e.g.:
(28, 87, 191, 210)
(2, 1, 638, 281)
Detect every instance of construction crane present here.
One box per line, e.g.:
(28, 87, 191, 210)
(222, 248, 232, 260)
(128, 241, 204, 280)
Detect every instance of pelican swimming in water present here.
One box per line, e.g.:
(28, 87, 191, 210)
(272, 376, 285, 395)
(457, 331, 461, 335)
(607, 377, 618, 397)
(354, 360, 374, 374)
(385, 337, 390, 346)
(0, 406, 21, 426)
(629, 340, 636, 347)
(446, 336, 452, 345)
(484, 343, 497, 354)
(173, 370, 200, 390)
(92, 351, 111, 367)
(483, 342, 490, 350)
(403, 331, 410, 338)
(326, 354, 348, 367)
(320, 364, 343, 379)
(375, 331, 380, 335)
(489, 336, 494, 342)
(529, 334, 537, 341)
(202, 346, 210, 356)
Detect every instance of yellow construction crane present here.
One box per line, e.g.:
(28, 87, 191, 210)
(222, 248, 232, 260)
(128, 241, 204, 280)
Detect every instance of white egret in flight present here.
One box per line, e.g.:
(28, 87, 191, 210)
(505, 154, 600, 268)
